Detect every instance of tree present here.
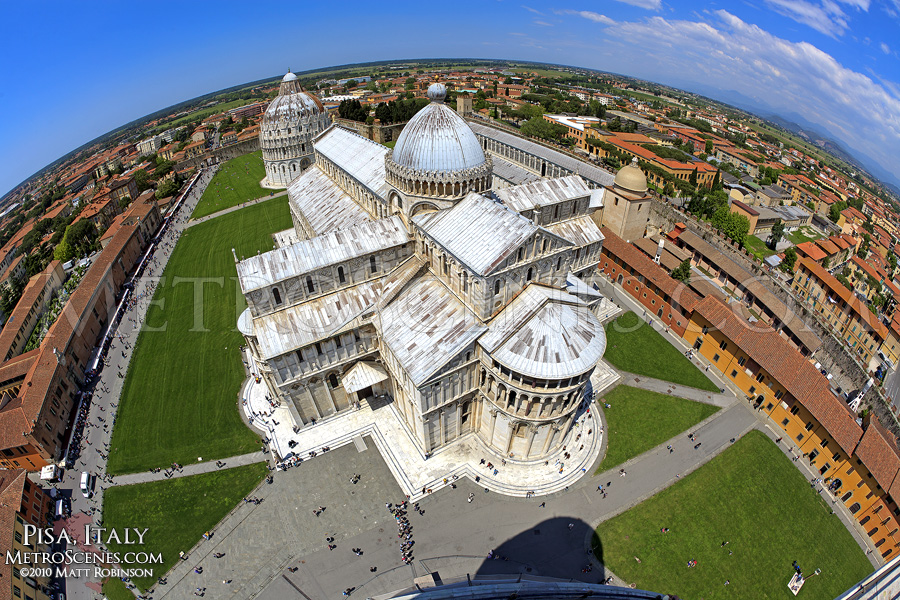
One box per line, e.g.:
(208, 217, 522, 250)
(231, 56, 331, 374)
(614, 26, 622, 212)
(711, 205, 749, 245)
(156, 179, 180, 199)
(54, 219, 98, 262)
(704, 139, 713, 154)
(711, 169, 721, 190)
(782, 247, 797, 271)
(829, 200, 848, 224)
(672, 260, 692, 283)
(520, 117, 568, 142)
(767, 220, 784, 249)
(133, 169, 150, 193)
(688, 168, 698, 188)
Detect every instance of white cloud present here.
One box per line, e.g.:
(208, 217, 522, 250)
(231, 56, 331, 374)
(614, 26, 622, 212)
(599, 10, 900, 180)
(534, 19, 553, 26)
(881, 42, 891, 54)
(556, 9, 617, 24)
(522, 5, 543, 15)
(763, 0, 849, 36)
(613, 0, 662, 9)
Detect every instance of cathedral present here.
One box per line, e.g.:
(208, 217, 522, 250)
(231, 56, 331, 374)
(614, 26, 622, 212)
(239, 81, 623, 459)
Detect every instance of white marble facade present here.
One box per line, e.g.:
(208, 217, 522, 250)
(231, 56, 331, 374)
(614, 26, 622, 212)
(237, 84, 614, 461)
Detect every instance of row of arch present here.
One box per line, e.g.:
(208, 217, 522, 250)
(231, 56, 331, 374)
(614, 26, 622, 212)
(386, 167, 491, 199)
(480, 136, 566, 178)
(479, 367, 582, 419)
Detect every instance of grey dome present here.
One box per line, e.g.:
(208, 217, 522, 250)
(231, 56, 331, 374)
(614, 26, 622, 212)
(391, 87, 486, 173)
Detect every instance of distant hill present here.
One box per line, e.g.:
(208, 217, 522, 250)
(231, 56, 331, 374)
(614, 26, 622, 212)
(764, 114, 865, 169)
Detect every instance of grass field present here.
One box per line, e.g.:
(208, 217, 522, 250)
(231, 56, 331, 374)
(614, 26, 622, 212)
(103, 463, 268, 591)
(107, 197, 292, 474)
(787, 226, 824, 245)
(594, 430, 871, 599)
(192, 151, 281, 219)
(596, 385, 719, 472)
(743, 235, 775, 261)
(604, 311, 719, 392)
(101, 577, 134, 600)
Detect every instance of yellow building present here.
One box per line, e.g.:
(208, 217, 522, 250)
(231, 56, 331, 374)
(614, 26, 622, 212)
(684, 295, 900, 560)
(793, 257, 887, 366)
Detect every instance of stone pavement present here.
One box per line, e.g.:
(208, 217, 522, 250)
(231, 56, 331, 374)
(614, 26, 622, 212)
(240, 357, 613, 500)
(112, 451, 267, 486)
(185, 189, 288, 228)
(617, 370, 737, 409)
(55, 166, 223, 600)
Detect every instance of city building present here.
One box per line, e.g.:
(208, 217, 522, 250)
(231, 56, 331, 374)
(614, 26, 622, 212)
(792, 257, 888, 368)
(0, 470, 53, 600)
(260, 71, 331, 187)
(237, 83, 610, 459)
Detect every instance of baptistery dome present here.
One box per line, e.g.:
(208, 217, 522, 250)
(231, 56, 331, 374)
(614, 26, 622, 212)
(385, 83, 492, 215)
(260, 71, 331, 188)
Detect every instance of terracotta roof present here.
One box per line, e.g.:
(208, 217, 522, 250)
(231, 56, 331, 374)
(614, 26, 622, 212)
(731, 199, 759, 216)
(0, 469, 27, 587)
(601, 227, 701, 311)
(694, 295, 862, 453)
(855, 417, 900, 495)
(795, 241, 827, 261)
(815, 239, 840, 256)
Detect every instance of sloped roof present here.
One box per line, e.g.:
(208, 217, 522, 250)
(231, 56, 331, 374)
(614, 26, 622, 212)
(380, 273, 486, 386)
(694, 295, 862, 453)
(236, 216, 408, 293)
(287, 166, 372, 237)
(494, 175, 591, 213)
(413, 192, 565, 276)
(314, 126, 390, 200)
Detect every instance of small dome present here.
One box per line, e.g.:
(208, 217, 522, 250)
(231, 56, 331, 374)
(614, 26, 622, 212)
(282, 71, 298, 82)
(391, 95, 486, 173)
(614, 157, 648, 194)
(426, 83, 447, 102)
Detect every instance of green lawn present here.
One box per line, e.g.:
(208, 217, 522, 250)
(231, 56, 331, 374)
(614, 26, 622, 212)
(743, 235, 775, 261)
(604, 311, 719, 392)
(101, 577, 135, 600)
(787, 226, 824, 245)
(191, 151, 282, 219)
(107, 197, 292, 474)
(103, 463, 268, 591)
(594, 430, 871, 599)
(597, 385, 719, 472)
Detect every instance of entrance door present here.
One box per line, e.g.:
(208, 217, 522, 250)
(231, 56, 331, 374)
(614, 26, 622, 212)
(357, 385, 374, 400)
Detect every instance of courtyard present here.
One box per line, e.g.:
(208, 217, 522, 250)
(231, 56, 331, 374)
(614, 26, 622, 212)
(107, 196, 292, 474)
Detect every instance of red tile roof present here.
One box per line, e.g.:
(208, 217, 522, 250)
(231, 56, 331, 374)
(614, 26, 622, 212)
(797, 257, 888, 339)
(856, 417, 900, 495)
(600, 227, 701, 311)
(694, 295, 863, 453)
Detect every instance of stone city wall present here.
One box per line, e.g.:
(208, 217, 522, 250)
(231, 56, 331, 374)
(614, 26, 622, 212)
(175, 137, 260, 171)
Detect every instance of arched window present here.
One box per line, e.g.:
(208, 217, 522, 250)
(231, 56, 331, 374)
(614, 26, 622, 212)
(328, 373, 339, 389)
(337, 266, 346, 284)
(850, 502, 862, 514)
(868, 526, 880, 537)
(876, 538, 886, 548)
(526, 267, 534, 282)
(861, 516, 871, 526)
(842, 491, 853, 502)
(306, 276, 314, 293)
(494, 279, 501, 296)
(517, 248, 524, 262)
(462, 271, 468, 293)
(272, 287, 282, 305)
(542, 239, 549, 253)
(370, 256, 377, 274)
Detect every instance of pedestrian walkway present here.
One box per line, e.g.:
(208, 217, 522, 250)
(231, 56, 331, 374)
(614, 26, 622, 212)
(186, 189, 288, 228)
(112, 451, 267, 486)
(616, 371, 737, 408)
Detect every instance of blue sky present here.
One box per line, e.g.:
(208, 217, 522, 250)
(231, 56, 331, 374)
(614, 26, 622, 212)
(1, 0, 898, 196)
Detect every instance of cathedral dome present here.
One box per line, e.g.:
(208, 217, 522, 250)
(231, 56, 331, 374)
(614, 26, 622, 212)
(391, 83, 486, 172)
(614, 157, 648, 194)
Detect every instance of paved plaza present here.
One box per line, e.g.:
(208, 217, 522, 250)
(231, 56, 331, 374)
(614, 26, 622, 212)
(46, 168, 882, 600)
